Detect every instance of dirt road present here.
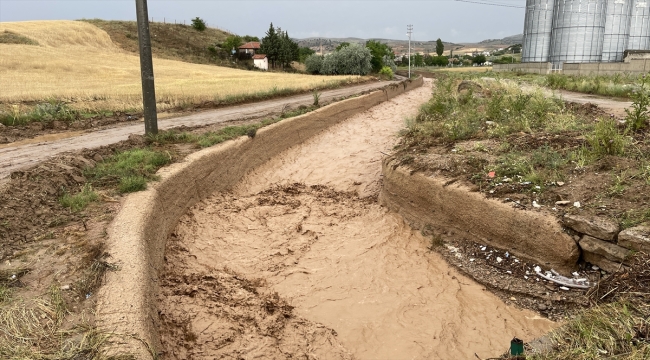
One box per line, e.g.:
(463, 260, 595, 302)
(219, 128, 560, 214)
(558, 90, 632, 118)
(0, 80, 396, 179)
(158, 80, 555, 359)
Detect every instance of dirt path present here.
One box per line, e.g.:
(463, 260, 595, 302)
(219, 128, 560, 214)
(158, 79, 555, 359)
(557, 90, 632, 118)
(0, 80, 396, 179)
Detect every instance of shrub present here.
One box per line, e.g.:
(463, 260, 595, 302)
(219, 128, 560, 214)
(191, 17, 206, 31)
(320, 44, 372, 76)
(379, 66, 394, 80)
(84, 148, 171, 192)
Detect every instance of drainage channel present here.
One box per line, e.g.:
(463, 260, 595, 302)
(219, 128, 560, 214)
(157, 79, 555, 359)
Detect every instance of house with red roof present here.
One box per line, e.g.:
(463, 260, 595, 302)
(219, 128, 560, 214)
(252, 54, 268, 70)
(238, 42, 261, 57)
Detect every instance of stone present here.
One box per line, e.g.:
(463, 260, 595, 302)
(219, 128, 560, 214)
(582, 252, 624, 273)
(538, 304, 547, 311)
(564, 214, 619, 241)
(556, 201, 571, 206)
(618, 225, 650, 253)
(580, 235, 632, 265)
(457, 80, 483, 94)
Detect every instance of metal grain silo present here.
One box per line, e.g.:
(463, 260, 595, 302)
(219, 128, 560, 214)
(549, 0, 608, 66)
(522, 0, 556, 62)
(628, 0, 650, 50)
(602, 0, 634, 62)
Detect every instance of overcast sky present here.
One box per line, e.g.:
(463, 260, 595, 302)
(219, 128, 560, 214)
(0, 0, 525, 43)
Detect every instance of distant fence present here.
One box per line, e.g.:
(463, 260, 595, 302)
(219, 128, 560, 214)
(148, 17, 233, 34)
(494, 60, 650, 76)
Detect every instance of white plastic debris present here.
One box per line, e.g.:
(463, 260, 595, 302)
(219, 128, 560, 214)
(506, 271, 512, 274)
(481, 246, 486, 251)
(592, 265, 600, 271)
(574, 201, 581, 208)
(560, 286, 570, 291)
(535, 186, 541, 190)
(496, 257, 503, 263)
(10, 275, 16, 280)
(534, 266, 542, 273)
(505, 252, 510, 257)
(470, 258, 476, 262)
(572, 272, 580, 277)
(524, 275, 529, 280)
(514, 259, 520, 263)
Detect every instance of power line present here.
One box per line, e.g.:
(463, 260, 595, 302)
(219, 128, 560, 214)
(455, 0, 525, 9)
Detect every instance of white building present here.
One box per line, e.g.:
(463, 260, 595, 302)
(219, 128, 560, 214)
(253, 54, 268, 70)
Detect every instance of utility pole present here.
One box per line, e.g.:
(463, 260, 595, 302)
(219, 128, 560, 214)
(407, 24, 413, 78)
(135, 0, 158, 135)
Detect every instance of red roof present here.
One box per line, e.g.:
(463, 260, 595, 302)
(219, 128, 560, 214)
(252, 54, 267, 59)
(239, 42, 261, 50)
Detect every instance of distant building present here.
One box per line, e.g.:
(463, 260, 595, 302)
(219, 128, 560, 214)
(253, 54, 268, 70)
(238, 42, 261, 57)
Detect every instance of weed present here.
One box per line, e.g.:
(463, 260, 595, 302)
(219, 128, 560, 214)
(586, 118, 628, 157)
(119, 175, 148, 193)
(429, 234, 444, 250)
(608, 172, 628, 197)
(59, 183, 98, 212)
(625, 74, 650, 132)
(0, 285, 10, 303)
(313, 90, 321, 107)
(619, 208, 650, 229)
(85, 149, 170, 192)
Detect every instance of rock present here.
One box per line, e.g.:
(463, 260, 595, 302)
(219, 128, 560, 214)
(564, 214, 619, 241)
(457, 80, 483, 94)
(61, 285, 71, 291)
(556, 201, 571, 206)
(93, 153, 104, 162)
(582, 252, 624, 273)
(618, 225, 650, 252)
(538, 304, 547, 311)
(580, 235, 632, 266)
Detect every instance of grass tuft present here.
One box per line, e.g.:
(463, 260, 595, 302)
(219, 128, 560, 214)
(85, 148, 170, 193)
(59, 183, 98, 212)
(0, 30, 39, 45)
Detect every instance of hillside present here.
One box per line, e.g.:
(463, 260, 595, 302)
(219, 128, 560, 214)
(0, 20, 357, 113)
(477, 33, 523, 46)
(83, 19, 232, 65)
(294, 37, 463, 55)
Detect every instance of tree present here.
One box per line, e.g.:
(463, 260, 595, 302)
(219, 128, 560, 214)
(413, 53, 424, 67)
(299, 47, 315, 63)
(222, 35, 243, 54)
(473, 54, 487, 64)
(191, 17, 206, 32)
(243, 35, 260, 42)
(305, 54, 323, 74)
(335, 42, 351, 51)
(365, 40, 393, 73)
(318, 44, 372, 75)
(424, 54, 434, 66)
(260, 23, 281, 68)
(436, 38, 444, 57)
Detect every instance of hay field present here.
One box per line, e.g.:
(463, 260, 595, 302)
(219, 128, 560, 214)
(0, 21, 358, 112)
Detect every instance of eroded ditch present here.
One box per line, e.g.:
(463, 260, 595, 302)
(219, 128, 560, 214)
(157, 80, 555, 359)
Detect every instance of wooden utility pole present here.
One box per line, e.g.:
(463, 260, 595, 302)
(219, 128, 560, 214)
(135, 0, 158, 135)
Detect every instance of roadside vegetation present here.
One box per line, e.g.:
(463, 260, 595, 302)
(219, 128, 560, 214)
(399, 72, 649, 359)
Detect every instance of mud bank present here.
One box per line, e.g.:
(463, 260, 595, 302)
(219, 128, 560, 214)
(96, 77, 423, 358)
(379, 158, 580, 272)
(157, 80, 555, 359)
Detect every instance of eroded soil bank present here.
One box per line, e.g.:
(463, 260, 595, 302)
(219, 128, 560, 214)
(158, 80, 555, 359)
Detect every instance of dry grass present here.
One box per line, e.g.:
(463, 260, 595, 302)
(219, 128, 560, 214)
(0, 21, 360, 112)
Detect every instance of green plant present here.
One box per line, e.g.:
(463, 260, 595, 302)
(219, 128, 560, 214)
(625, 74, 649, 131)
(608, 172, 627, 197)
(84, 149, 170, 192)
(379, 66, 394, 80)
(119, 176, 148, 193)
(59, 183, 98, 212)
(191, 17, 206, 31)
(586, 118, 628, 157)
(313, 91, 321, 107)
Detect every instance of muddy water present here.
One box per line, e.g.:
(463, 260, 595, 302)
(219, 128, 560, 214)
(159, 80, 555, 359)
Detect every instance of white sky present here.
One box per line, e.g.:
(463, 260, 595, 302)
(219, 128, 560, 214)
(0, 0, 526, 43)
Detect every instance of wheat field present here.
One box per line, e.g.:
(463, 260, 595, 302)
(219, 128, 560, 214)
(0, 21, 359, 112)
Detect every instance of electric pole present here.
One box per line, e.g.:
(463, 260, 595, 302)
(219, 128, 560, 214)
(135, 0, 158, 135)
(407, 25, 413, 78)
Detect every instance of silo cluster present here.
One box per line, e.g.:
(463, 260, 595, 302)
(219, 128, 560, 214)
(522, 0, 650, 66)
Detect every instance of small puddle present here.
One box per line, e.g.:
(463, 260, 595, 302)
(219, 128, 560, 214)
(0, 131, 85, 149)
